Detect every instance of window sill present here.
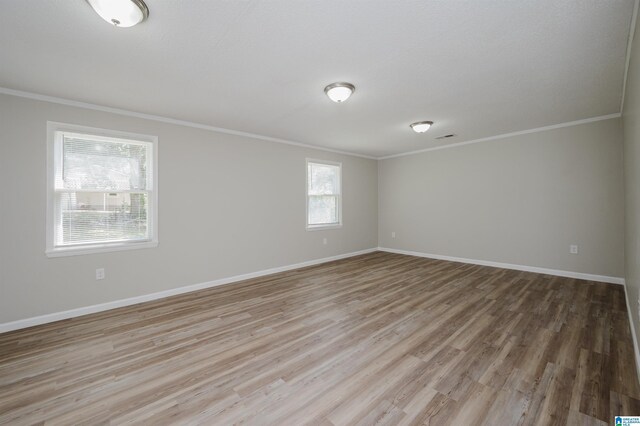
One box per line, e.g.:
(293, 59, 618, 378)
(46, 240, 158, 257)
(306, 224, 343, 231)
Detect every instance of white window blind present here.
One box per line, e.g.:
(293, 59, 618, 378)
(307, 160, 341, 228)
(47, 123, 157, 256)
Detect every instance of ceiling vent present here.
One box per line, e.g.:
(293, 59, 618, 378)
(435, 134, 457, 140)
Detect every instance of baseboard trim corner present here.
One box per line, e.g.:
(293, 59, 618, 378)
(377, 247, 625, 285)
(623, 283, 640, 386)
(0, 248, 378, 334)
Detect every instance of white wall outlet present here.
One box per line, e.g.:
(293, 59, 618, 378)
(569, 245, 578, 254)
(391, 232, 396, 238)
(322, 238, 327, 245)
(96, 268, 105, 280)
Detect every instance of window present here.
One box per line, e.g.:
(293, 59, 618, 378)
(46, 122, 158, 256)
(306, 159, 342, 229)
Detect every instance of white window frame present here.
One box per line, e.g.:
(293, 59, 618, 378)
(46, 122, 158, 257)
(306, 158, 342, 231)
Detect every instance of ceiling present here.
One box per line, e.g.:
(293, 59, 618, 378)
(0, 1, 635, 158)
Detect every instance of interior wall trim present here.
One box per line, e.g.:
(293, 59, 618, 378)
(377, 247, 625, 285)
(383, 246, 639, 381)
(0, 87, 377, 160)
(621, 0, 640, 113)
(0, 87, 624, 161)
(378, 113, 622, 160)
(0, 248, 378, 334)
(623, 283, 640, 386)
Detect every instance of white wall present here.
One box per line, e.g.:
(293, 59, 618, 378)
(379, 118, 625, 279)
(623, 10, 640, 368)
(0, 93, 378, 324)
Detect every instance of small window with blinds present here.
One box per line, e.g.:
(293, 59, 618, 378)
(46, 123, 158, 256)
(306, 159, 342, 229)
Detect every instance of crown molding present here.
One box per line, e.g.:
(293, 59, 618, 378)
(0, 87, 624, 161)
(378, 113, 622, 160)
(621, 0, 640, 113)
(0, 87, 377, 160)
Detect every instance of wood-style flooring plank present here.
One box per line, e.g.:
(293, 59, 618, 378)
(0, 251, 638, 425)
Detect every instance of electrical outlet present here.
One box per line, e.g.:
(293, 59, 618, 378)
(391, 232, 396, 238)
(569, 245, 578, 254)
(96, 268, 105, 280)
(322, 238, 327, 245)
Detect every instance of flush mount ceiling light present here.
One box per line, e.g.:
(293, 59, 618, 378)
(410, 121, 434, 133)
(86, 0, 149, 27)
(324, 82, 355, 103)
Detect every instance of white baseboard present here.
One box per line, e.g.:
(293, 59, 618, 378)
(623, 283, 640, 386)
(377, 247, 625, 285)
(0, 248, 378, 334)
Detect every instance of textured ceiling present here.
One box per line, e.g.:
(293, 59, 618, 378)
(0, 0, 635, 157)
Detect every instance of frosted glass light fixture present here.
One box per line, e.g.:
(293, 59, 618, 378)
(86, 0, 149, 27)
(324, 83, 355, 103)
(410, 121, 434, 133)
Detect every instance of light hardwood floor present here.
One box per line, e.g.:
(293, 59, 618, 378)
(0, 251, 639, 425)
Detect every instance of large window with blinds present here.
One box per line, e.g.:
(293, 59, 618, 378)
(46, 123, 158, 256)
(306, 159, 342, 229)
